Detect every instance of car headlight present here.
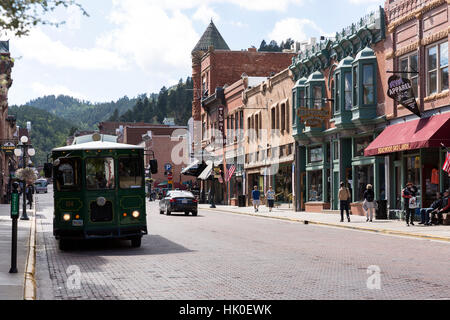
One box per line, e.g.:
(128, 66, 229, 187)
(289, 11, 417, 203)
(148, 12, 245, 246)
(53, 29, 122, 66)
(63, 214, 71, 221)
(132, 211, 140, 218)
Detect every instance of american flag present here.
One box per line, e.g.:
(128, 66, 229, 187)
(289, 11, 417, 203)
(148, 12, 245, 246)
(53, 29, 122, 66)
(443, 152, 450, 174)
(225, 164, 236, 182)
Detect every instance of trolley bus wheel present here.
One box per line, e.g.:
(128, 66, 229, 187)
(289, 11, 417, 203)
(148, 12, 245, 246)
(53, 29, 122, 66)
(131, 237, 141, 248)
(160, 210, 164, 215)
(166, 209, 171, 215)
(192, 211, 198, 216)
(184, 211, 189, 216)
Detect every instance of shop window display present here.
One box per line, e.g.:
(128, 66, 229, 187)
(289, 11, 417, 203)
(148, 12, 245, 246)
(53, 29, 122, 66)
(354, 164, 374, 201)
(405, 155, 421, 200)
(308, 170, 323, 202)
(275, 165, 293, 203)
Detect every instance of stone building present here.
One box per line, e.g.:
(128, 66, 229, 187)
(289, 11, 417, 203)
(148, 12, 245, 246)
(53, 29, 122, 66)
(243, 69, 295, 206)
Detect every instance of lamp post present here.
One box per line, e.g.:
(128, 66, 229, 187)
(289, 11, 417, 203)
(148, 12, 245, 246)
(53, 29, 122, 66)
(14, 136, 35, 221)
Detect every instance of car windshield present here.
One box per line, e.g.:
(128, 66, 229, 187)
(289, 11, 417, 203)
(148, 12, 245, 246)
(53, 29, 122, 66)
(168, 191, 194, 198)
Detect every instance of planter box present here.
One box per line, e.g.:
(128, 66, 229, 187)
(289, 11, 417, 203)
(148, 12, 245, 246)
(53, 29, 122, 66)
(305, 202, 330, 212)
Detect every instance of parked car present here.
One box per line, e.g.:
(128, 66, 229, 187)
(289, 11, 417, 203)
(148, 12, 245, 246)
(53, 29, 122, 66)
(159, 190, 198, 216)
(34, 179, 48, 194)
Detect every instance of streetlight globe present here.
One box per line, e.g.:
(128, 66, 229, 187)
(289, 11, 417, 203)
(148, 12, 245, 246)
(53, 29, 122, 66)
(20, 136, 28, 144)
(14, 149, 22, 157)
(28, 148, 36, 157)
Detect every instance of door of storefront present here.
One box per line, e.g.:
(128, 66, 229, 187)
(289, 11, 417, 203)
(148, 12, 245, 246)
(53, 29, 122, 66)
(333, 171, 339, 210)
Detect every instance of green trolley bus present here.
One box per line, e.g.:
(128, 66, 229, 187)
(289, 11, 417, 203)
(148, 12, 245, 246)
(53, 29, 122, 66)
(45, 135, 152, 250)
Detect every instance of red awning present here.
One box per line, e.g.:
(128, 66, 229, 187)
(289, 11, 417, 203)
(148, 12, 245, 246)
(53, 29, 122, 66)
(365, 112, 450, 157)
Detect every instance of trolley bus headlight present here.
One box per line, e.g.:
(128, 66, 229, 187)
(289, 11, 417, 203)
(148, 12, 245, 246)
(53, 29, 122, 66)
(63, 214, 71, 222)
(132, 211, 140, 218)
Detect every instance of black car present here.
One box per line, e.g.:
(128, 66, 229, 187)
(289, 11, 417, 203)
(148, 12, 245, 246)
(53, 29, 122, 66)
(159, 190, 198, 216)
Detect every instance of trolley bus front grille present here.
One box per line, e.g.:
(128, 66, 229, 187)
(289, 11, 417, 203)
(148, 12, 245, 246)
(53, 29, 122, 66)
(90, 201, 113, 222)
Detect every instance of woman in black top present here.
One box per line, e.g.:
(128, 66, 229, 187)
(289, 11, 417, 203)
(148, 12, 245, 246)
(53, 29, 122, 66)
(363, 184, 375, 222)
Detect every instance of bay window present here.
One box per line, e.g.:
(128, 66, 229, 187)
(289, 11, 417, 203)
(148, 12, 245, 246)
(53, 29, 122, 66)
(427, 41, 448, 95)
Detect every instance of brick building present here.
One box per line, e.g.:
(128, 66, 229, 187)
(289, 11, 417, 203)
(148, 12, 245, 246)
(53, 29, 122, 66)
(191, 21, 295, 205)
(0, 40, 16, 203)
(364, 0, 449, 211)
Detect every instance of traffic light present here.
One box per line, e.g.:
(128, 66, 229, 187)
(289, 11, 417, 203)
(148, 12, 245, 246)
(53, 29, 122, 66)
(149, 159, 158, 174)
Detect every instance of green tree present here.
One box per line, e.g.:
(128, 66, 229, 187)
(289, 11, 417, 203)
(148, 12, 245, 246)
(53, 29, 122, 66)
(0, 0, 88, 37)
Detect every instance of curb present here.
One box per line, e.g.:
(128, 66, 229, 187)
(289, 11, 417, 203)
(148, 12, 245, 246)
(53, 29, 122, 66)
(24, 199, 37, 300)
(202, 207, 450, 243)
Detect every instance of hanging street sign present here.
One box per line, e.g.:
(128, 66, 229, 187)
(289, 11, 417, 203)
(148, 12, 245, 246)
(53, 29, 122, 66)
(297, 107, 330, 127)
(1, 142, 15, 155)
(387, 75, 421, 117)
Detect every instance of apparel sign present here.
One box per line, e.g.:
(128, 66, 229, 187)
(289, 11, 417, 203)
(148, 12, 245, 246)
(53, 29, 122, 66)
(297, 107, 330, 127)
(387, 75, 421, 117)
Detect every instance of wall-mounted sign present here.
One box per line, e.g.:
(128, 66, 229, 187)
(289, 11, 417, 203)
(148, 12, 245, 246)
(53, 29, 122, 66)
(218, 105, 226, 146)
(297, 108, 330, 128)
(387, 75, 421, 117)
(1, 142, 15, 154)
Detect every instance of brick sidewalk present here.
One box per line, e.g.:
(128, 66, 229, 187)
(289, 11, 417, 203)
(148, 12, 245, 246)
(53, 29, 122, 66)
(199, 204, 450, 242)
(0, 200, 34, 300)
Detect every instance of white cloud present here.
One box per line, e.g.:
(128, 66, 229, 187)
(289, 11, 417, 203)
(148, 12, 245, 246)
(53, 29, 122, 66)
(268, 18, 323, 43)
(101, 0, 199, 72)
(13, 29, 127, 71)
(230, 21, 248, 28)
(226, 0, 305, 12)
(193, 5, 220, 24)
(31, 82, 87, 100)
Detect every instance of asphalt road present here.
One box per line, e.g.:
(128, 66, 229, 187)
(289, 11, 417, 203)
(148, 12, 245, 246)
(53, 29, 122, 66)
(35, 190, 450, 300)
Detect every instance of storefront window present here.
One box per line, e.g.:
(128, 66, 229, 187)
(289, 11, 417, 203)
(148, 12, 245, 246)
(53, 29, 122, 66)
(308, 170, 323, 202)
(354, 164, 374, 201)
(344, 72, 352, 110)
(275, 165, 293, 203)
(309, 146, 323, 163)
(363, 65, 375, 105)
(405, 155, 421, 199)
(354, 136, 373, 157)
(427, 41, 448, 95)
(86, 158, 115, 190)
(119, 157, 142, 189)
(400, 52, 419, 97)
(334, 74, 340, 114)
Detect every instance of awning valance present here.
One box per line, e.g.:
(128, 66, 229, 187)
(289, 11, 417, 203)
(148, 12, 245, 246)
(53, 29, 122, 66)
(198, 161, 213, 180)
(365, 112, 450, 157)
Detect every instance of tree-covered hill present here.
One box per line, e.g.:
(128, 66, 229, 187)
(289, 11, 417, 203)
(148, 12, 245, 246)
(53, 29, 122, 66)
(18, 95, 138, 130)
(8, 105, 73, 166)
(117, 77, 193, 126)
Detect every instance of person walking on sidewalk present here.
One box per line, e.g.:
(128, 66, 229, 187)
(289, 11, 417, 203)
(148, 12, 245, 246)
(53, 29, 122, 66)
(266, 186, 275, 213)
(338, 182, 351, 222)
(252, 186, 261, 213)
(402, 182, 418, 226)
(363, 184, 376, 222)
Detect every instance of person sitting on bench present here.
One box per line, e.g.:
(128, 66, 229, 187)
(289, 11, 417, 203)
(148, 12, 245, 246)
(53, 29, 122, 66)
(433, 189, 450, 225)
(420, 192, 443, 226)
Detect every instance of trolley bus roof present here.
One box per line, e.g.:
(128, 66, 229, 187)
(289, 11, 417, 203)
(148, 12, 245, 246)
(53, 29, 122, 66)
(52, 141, 144, 152)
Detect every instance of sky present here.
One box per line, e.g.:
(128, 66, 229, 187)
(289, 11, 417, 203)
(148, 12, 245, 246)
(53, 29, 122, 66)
(5, 0, 384, 106)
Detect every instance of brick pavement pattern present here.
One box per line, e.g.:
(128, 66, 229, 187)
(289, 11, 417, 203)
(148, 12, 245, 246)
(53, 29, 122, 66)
(35, 192, 450, 300)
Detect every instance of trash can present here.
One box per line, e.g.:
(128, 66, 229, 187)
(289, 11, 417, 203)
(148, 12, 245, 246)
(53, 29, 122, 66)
(376, 200, 388, 220)
(238, 195, 246, 207)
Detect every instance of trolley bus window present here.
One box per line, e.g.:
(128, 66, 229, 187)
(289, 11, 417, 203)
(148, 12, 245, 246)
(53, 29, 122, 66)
(55, 158, 81, 192)
(119, 157, 143, 189)
(86, 158, 115, 190)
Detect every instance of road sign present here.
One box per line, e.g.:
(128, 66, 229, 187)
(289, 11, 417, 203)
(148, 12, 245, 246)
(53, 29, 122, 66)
(10, 193, 19, 218)
(167, 173, 173, 180)
(164, 163, 172, 172)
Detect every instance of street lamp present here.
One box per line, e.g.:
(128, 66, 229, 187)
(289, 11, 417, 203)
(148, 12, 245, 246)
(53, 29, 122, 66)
(14, 136, 35, 221)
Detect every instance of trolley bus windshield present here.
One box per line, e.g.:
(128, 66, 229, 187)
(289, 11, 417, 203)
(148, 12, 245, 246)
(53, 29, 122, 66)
(119, 157, 143, 189)
(55, 158, 82, 192)
(86, 157, 115, 190)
